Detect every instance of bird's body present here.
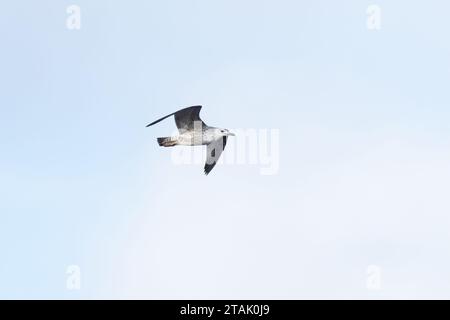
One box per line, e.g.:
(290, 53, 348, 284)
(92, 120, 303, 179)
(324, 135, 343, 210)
(146, 106, 234, 175)
(161, 127, 222, 146)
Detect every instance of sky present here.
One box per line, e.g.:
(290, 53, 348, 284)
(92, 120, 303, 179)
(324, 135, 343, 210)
(1, 0, 450, 299)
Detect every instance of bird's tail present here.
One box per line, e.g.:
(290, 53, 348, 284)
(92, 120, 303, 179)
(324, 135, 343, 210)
(157, 137, 178, 147)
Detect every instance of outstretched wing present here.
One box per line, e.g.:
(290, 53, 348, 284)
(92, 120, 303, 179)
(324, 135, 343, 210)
(204, 136, 228, 175)
(174, 106, 206, 133)
(146, 106, 207, 133)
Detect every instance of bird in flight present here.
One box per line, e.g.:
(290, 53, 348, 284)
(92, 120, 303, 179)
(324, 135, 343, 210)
(146, 105, 235, 175)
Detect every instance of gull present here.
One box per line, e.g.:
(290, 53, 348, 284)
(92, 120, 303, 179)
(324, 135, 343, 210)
(146, 105, 235, 175)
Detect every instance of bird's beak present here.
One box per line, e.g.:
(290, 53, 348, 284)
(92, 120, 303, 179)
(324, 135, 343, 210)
(227, 132, 236, 136)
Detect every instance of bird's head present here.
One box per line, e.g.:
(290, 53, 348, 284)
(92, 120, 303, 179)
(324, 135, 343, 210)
(218, 128, 235, 137)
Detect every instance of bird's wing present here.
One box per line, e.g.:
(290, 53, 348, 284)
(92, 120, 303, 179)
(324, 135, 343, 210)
(204, 136, 228, 175)
(146, 106, 206, 133)
(174, 106, 206, 133)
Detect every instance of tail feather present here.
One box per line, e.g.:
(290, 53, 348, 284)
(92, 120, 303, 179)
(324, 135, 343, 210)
(157, 137, 178, 147)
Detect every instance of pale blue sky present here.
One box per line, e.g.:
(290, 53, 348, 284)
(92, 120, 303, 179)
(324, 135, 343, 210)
(1, 0, 450, 299)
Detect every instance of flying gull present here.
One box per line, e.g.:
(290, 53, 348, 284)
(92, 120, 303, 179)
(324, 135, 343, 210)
(146, 105, 235, 175)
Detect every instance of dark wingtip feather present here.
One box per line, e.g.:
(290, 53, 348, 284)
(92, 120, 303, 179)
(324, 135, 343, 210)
(204, 163, 214, 176)
(146, 119, 160, 127)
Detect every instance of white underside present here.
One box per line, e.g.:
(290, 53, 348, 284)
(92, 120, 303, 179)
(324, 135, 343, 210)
(176, 130, 219, 146)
